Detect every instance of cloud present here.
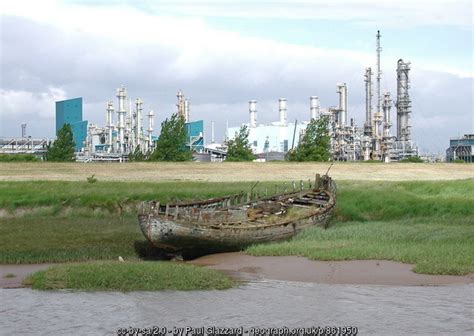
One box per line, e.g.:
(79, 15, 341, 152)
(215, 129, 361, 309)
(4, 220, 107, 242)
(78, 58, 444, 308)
(141, 0, 473, 29)
(0, 1, 472, 153)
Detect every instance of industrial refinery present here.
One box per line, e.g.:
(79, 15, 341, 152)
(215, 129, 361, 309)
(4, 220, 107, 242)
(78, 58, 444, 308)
(227, 30, 419, 162)
(1, 30, 421, 162)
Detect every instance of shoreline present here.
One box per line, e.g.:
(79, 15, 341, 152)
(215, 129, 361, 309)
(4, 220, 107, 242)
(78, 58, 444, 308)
(3, 253, 472, 289)
(189, 252, 474, 286)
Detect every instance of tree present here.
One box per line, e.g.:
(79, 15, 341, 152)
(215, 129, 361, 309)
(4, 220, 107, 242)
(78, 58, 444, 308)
(149, 113, 192, 161)
(129, 145, 147, 162)
(400, 156, 424, 163)
(45, 123, 76, 162)
(287, 116, 331, 162)
(226, 125, 255, 162)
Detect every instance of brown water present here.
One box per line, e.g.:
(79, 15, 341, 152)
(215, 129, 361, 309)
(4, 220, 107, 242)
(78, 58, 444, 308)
(1, 281, 472, 335)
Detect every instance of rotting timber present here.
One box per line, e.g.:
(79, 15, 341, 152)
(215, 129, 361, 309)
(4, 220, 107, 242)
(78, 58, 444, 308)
(138, 174, 336, 254)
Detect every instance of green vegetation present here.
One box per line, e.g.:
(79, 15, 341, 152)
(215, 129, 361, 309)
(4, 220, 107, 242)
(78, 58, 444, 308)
(0, 180, 259, 210)
(453, 159, 466, 164)
(128, 145, 147, 162)
(400, 156, 424, 163)
(24, 261, 233, 291)
(0, 154, 39, 162)
(3, 273, 16, 278)
(226, 125, 255, 162)
(1, 179, 473, 275)
(149, 113, 192, 161)
(0, 214, 142, 264)
(287, 116, 330, 162)
(45, 124, 75, 162)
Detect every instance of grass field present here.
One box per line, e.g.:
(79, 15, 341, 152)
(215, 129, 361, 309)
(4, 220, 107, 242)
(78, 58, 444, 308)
(24, 261, 234, 291)
(1, 162, 472, 182)
(1, 179, 473, 277)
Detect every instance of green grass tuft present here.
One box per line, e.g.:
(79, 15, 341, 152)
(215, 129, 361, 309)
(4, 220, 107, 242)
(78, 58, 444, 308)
(23, 261, 234, 291)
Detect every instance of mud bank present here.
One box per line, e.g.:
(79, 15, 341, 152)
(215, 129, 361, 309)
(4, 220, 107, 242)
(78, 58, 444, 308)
(0, 264, 53, 288)
(190, 252, 474, 286)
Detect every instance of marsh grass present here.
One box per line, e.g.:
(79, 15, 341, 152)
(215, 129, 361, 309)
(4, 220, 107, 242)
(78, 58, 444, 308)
(23, 261, 234, 291)
(1, 179, 473, 275)
(0, 181, 269, 211)
(0, 214, 144, 264)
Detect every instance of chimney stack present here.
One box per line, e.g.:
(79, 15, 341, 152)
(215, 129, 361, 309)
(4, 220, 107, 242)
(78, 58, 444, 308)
(278, 98, 287, 126)
(249, 100, 257, 127)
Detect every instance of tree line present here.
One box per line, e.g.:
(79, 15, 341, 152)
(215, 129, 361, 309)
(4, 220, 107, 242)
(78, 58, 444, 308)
(47, 114, 331, 162)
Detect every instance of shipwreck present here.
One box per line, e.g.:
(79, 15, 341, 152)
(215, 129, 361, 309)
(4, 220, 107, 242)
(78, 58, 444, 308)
(138, 174, 336, 255)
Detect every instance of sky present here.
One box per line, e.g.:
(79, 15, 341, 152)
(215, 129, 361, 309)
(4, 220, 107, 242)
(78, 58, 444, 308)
(0, 0, 473, 154)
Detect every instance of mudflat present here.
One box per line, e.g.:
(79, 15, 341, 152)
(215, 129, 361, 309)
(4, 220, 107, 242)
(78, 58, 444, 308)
(1, 162, 472, 182)
(0, 264, 53, 288)
(190, 252, 474, 286)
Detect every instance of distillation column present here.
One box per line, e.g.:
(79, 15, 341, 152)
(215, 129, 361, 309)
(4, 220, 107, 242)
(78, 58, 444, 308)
(106, 101, 114, 152)
(184, 99, 190, 123)
(309, 96, 320, 120)
(249, 100, 257, 127)
(382, 92, 392, 138)
(135, 98, 143, 149)
(336, 83, 347, 127)
(116, 86, 127, 153)
(376, 30, 382, 123)
(396, 59, 412, 142)
(176, 90, 186, 120)
(147, 110, 154, 151)
(364, 68, 373, 136)
(278, 98, 287, 126)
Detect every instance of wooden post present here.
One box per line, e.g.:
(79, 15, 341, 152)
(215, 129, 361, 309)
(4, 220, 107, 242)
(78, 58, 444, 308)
(300, 180, 303, 191)
(165, 204, 169, 217)
(315, 173, 321, 189)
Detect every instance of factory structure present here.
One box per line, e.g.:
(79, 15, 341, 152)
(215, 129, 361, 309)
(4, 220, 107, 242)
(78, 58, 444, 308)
(227, 30, 419, 162)
(58, 87, 203, 161)
(446, 134, 474, 163)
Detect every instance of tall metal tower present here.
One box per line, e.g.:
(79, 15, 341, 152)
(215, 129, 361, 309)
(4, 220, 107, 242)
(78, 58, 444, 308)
(21, 123, 27, 138)
(116, 85, 127, 153)
(396, 59, 412, 141)
(376, 30, 382, 118)
(364, 67, 373, 136)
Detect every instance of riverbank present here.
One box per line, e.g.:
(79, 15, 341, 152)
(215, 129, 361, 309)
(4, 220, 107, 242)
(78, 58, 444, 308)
(191, 253, 474, 286)
(3, 253, 472, 289)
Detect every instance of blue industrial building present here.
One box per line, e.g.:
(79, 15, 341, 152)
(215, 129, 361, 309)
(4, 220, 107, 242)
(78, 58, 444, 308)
(185, 120, 204, 152)
(55, 97, 88, 151)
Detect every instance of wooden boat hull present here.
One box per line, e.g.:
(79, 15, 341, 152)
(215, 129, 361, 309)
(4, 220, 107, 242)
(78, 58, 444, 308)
(138, 177, 336, 253)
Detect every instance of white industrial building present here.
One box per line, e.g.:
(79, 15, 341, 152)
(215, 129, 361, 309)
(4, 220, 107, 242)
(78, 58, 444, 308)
(227, 98, 316, 154)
